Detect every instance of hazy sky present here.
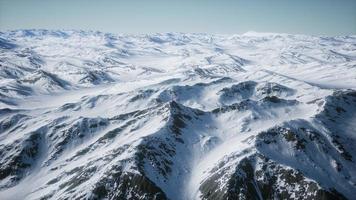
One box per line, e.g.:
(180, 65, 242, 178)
(1, 0, 355, 35)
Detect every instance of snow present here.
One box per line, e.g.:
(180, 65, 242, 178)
(0, 30, 356, 199)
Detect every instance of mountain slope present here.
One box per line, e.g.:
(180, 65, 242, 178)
(0, 30, 355, 200)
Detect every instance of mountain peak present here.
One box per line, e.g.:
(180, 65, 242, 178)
(0, 30, 355, 200)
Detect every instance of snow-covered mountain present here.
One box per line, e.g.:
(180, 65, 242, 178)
(0, 30, 356, 200)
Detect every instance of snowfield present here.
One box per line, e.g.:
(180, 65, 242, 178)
(0, 30, 356, 200)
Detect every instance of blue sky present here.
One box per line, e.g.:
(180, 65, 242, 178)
(1, 0, 355, 35)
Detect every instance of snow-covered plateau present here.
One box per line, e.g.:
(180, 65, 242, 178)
(0, 30, 356, 200)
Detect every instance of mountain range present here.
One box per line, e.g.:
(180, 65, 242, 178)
(0, 30, 356, 200)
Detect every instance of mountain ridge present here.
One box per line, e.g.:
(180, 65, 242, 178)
(0, 29, 355, 199)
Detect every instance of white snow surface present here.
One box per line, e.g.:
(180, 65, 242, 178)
(0, 30, 356, 200)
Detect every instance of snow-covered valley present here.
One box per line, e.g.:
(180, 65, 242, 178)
(0, 30, 356, 200)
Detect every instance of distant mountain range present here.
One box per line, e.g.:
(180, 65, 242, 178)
(0, 30, 355, 200)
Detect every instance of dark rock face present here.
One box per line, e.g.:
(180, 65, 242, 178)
(92, 170, 167, 200)
(255, 82, 295, 98)
(218, 81, 257, 101)
(218, 81, 295, 104)
(200, 154, 346, 200)
(0, 128, 44, 187)
(316, 90, 356, 162)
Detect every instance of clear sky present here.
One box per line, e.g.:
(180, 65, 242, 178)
(1, 0, 355, 36)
